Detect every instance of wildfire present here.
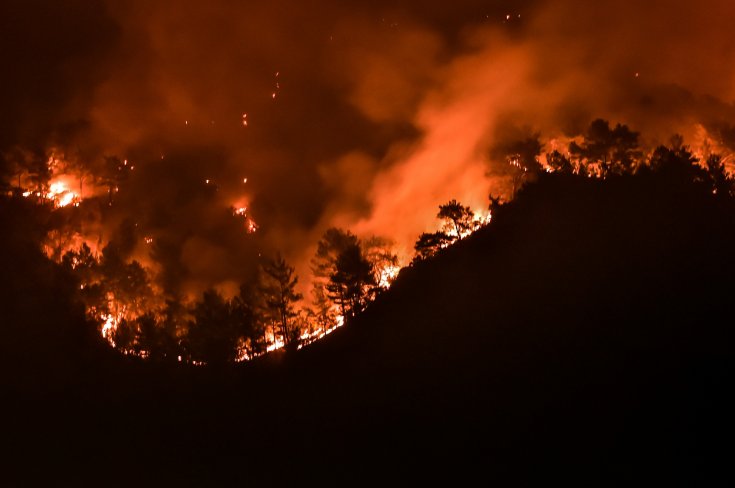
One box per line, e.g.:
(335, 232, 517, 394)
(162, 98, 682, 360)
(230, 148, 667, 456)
(378, 264, 400, 288)
(47, 179, 79, 207)
(101, 314, 118, 344)
(10, 149, 502, 367)
(19, 174, 82, 207)
(296, 313, 345, 350)
(265, 331, 285, 352)
(232, 205, 258, 233)
(474, 210, 492, 226)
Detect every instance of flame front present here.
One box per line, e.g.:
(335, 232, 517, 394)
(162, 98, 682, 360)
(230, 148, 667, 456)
(47, 178, 79, 207)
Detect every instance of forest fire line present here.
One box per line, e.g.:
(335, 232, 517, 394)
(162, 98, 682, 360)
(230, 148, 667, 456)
(3, 116, 734, 364)
(47, 180, 78, 207)
(3, 3, 735, 481)
(17, 177, 81, 208)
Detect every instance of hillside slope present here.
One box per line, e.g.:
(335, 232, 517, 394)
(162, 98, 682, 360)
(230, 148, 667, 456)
(5, 172, 734, 485)
(278, 171, 735, 482)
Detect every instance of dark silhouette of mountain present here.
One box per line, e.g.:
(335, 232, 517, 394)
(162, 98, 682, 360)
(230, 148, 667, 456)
(3, 171, 734, 485)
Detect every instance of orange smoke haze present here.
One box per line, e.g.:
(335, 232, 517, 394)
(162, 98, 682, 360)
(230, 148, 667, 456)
(2, 0, 735, 298)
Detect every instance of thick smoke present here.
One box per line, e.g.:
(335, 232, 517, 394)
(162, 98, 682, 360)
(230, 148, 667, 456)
(339, 0, 735, 257)
(3, 0, 734, 297)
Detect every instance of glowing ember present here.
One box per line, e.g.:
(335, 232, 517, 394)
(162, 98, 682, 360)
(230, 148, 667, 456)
(232, 205, 258, 233)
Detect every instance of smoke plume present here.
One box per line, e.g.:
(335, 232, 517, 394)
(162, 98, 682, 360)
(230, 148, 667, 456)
(3, 0, 734, 296)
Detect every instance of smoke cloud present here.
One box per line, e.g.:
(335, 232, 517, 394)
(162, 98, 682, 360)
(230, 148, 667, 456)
(3, 0, 734, 297)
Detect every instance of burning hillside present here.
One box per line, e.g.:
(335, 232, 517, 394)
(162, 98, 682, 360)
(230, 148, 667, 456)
(2, 0, 735, 362)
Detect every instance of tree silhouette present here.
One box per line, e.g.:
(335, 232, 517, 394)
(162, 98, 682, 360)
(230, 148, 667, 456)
(232, 283, 265, 358)
(647, 143, 705, 185)
(361, 236, 399, 291)
(307, 285, 338, 335)
(61, 244, 110, 327)
(705, 154, 733, 196)
(437, 199, 475, 240)
(413, 199, 480, 262)
(3, 147, 38, 192)
(99, 249, 152, 324)
(133, 313, 158, 357)
(312, 228, 361, 318)
(111, 317, 136, 352)
(26, 151, 52, 197)
(95, 156, 130, 205)
(414, 231, 453, 261)
(260, 253, 303, 349)
(569, 119, 641, 177)
(311, 228, 360, 280)
(488, 194, 503, 217)
(133, 312, 181, 362)
(546, 150, 574, 174)
(494, 135, 543, 197)
(61, 243, 98, 277)
(158, 299, 187, 361)
(187, 289, 240, 365)
(326, 243, 375, 318)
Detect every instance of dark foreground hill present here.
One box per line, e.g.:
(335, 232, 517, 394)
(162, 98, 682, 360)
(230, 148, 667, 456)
(3, 172, 734, 485)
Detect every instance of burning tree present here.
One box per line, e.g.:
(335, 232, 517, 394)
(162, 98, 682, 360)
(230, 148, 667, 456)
(306, 285, 339, 338)
(361, 236, 400, 290)
(60, 236, 156, 346)
(259, 253, 303, 349)
(437, 199, 475, 240)
(24, 151, 52, 197)
(414, 199, 483, 262)
(414, 231, 454, 261)
(232, 283, 266, 358)
(99, 245, 152, 322)
(569, 119, 641, 177)
(312, 228, 386, 320)
(490, 133, 544, 198)
(545, 150, 574, 174)
(326, 243, 375, 319)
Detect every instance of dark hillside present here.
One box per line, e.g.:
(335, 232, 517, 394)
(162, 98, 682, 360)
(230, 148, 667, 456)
(4, 172, 734, 485)
(280, 171, 735, 482)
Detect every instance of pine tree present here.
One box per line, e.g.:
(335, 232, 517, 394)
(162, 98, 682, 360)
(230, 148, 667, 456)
(260, 254, 302, 348)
